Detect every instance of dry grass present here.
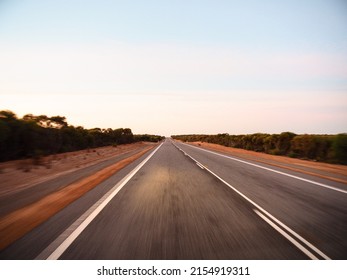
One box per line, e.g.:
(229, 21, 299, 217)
(190, 142, 347, 184)
(0, 145, 154, 251)
(0, 142, 149, 197)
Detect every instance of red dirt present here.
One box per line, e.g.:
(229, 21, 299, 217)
(190, 142, 347, 184)
(0, 144, 155, 251)
(0, 142, 150, 197)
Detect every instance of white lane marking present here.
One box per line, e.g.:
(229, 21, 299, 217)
(180, 142, 347, 194)
(196, 162, 205, 169)
(172, 142, 331, 260)
(254, 210, 318, 260)
(38, 143, 163, 260)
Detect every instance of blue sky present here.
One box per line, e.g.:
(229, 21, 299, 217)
(0, 0, 346, 135)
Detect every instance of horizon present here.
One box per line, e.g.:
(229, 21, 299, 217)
(2, 108, 346, 137)
(1, 0, 346, 136)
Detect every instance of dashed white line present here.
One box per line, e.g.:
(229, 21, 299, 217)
(180, 142, 347, 194)
(172, 142, 331, 260)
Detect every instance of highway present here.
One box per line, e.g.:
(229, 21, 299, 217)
(1, 139, 346, 259)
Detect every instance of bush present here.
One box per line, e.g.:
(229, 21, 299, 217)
(332, 134, 347, 164)
(172, 132, 346, 165)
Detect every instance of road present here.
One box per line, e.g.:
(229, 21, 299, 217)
(1, 139, 346, 259)
(0, 146, 152, 217)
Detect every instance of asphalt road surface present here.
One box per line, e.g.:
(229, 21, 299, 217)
(1, 139, 346, 259)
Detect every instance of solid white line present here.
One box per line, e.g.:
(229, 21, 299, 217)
(254, 210, 318, 260)
(41, 143, 163, 260)
(180, 142, 347, 194)
(173, 143, 331, 260)
(196, 162, 205, 169)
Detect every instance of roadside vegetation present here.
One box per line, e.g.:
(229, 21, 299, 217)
(0, 110, 164, 162)
(172, 132, 347, 165)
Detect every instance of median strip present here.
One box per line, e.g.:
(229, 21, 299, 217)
(0, 145, 154, 251)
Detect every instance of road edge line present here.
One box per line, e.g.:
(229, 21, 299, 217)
(181, 142, 347, 194)
(36, 143, 163, 260)
(172, 142, 331, 260)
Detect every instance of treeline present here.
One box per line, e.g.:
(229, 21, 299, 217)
(172, 132, 347, 164)
(0, 110, 164, 162)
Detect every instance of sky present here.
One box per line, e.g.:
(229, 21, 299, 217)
(0, 0, 346, 136)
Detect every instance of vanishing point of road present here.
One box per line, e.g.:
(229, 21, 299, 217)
(1, 139, 346, 259)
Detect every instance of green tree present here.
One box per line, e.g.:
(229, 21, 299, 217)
(332, 134, 347, 164)
(276, 132, 296, 155)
